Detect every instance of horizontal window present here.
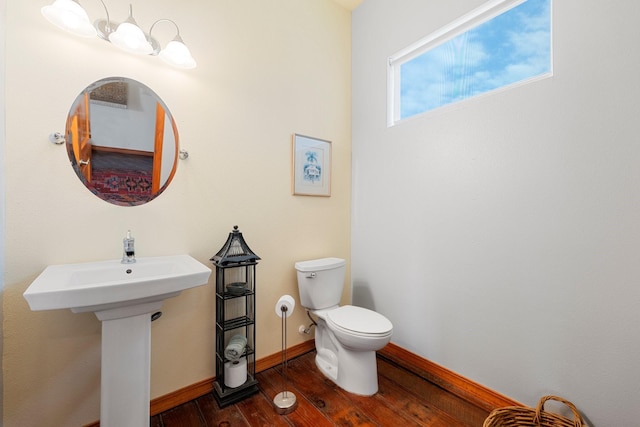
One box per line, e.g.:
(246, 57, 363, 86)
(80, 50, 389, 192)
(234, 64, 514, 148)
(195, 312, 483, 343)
(388, 0, 552, 125)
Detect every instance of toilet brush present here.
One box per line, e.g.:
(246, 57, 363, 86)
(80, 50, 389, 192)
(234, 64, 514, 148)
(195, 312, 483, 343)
(273, 295, 297, 414)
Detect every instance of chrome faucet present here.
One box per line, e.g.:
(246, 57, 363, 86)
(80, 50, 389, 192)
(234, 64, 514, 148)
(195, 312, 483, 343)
(122, 230, 136, 264)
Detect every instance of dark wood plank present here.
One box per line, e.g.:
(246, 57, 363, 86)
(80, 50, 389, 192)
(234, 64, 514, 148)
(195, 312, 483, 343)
(258, 364, 335, 427)
(235, 390, 292, 427)
(159, 401, 204, 426)
(374, 367, 466, 426)
(195, 392, 251, 427)
(377, 357, 489, 426)
(285, 355, 379, 426)
(154, 351, 492, 427)
(379, 344, 521, 411)
(150, 415, 163, 427)
(296, 353, 463, 427)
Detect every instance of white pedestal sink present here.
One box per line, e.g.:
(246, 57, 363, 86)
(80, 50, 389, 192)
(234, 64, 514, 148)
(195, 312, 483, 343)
(23, 254, 212, 427)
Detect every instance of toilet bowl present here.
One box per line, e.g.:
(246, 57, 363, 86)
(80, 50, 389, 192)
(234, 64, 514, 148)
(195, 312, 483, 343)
(295, 258, 393, 396)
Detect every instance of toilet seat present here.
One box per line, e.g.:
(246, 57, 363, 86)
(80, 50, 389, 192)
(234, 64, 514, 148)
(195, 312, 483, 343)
(326, 305, 392, 338)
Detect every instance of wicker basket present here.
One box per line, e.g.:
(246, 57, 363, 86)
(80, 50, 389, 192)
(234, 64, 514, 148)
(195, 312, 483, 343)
(483, 395, 586, 427)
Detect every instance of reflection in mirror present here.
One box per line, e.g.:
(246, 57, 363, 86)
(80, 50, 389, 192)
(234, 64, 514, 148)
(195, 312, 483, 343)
(66, 77, 178, 206)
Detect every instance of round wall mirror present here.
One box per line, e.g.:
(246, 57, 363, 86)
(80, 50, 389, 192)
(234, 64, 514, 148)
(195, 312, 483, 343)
(65, 77, 179, 206)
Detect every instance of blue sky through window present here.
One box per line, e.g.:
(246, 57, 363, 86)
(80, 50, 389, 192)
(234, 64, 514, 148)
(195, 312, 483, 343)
(400, 0, 551, 119)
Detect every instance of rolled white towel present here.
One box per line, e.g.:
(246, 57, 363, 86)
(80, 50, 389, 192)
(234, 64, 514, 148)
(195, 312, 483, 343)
(224, 334, 247, 360)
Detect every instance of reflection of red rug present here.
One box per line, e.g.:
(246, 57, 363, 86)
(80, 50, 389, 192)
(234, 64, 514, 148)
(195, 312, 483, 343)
(92, 169, 152, 195)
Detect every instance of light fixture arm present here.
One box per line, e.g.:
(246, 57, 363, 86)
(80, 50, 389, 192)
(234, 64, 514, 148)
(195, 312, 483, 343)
(148, 18, 181, 55)
(149, 18, 181, 39)
(92, 0, 114, 40)
(96, 0, 111, 32)
(148, 18, 197, 68)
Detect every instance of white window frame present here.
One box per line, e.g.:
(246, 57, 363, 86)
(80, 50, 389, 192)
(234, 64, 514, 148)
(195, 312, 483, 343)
(387, 0, 552, 126)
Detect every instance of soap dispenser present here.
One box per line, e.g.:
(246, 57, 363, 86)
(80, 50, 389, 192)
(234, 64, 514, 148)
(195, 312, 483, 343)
(122, 230, 136, 264)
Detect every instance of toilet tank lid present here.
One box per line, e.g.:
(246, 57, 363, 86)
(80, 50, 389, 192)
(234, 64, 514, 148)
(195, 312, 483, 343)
(295, 257, 345, 272)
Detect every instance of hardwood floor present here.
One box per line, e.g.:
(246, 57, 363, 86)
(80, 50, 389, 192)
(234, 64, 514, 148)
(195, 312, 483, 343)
(151, 351, 490, 426)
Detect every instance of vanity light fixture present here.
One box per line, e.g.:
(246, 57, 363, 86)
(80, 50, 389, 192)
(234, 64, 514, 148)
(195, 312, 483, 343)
(41, 0, 197, 69)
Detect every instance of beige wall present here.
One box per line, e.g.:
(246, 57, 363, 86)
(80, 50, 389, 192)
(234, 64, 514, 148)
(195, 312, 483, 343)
(2, 0, 352, 425)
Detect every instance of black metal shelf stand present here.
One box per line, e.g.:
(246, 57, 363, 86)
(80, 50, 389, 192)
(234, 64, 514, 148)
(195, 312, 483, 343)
(211, 226, 260, 407)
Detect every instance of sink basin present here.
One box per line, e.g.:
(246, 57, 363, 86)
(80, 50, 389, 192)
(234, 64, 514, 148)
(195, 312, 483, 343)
(24, 254, 211, 314)
(23, 254, 212, 427)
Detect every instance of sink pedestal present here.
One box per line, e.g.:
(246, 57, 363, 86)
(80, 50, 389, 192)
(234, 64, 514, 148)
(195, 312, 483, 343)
(22, 255, 212, 427)
(97, 302, 164, 427)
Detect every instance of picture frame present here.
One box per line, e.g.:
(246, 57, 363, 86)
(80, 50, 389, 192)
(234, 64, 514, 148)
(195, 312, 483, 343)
(89, 81, 128, 109)
(292, 134, 332, 196)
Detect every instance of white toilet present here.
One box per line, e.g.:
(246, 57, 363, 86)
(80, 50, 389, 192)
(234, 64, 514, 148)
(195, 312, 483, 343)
(295, 257, 393, 396)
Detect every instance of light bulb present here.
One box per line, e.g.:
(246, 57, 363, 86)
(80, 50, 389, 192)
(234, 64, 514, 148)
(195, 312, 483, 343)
(159, 38, 197, 69)
(107, 5, 153, 55)
(41, 0, 96, 38)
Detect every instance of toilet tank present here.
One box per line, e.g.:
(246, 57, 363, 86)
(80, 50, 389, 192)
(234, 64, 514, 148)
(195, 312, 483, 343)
(295, 258, 346, 310)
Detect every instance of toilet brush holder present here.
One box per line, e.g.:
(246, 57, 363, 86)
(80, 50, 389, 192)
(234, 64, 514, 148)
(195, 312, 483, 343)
(273, 295, 298, 414)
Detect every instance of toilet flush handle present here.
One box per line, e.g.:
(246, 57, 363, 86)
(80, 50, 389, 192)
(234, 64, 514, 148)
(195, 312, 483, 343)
(306, 272, 316, 279)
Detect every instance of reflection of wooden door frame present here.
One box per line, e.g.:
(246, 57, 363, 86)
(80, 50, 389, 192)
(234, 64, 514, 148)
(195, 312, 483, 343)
(70, 93, 92, 182)
(152, 102, 165, 193)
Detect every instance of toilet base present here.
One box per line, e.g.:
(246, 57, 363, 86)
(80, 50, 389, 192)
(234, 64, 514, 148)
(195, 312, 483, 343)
(315, 348, 338, 382)
(314, 347, 379, 396)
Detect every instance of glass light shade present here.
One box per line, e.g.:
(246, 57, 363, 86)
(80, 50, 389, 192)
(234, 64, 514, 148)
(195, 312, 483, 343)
(108, 21, 153, 55)
(41, 0, 96, 38)
(159, 39, 197, 69)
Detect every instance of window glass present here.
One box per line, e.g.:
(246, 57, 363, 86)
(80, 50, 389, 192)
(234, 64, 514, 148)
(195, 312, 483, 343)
(392, 0, 551, 123)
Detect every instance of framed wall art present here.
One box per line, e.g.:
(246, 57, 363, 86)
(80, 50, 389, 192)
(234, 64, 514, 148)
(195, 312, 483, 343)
(89, 80, 128, 108)
(292, 134, 331, 196)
